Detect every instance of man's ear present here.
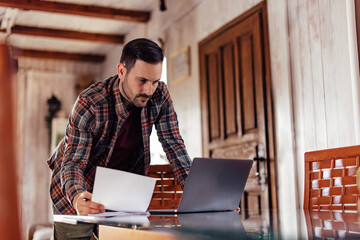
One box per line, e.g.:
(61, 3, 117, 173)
(117, 63, 127, 79)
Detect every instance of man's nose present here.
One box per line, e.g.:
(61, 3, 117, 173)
(143, 82, 153, 95)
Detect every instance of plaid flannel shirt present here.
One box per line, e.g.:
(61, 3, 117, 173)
(47, 75, 191, 215)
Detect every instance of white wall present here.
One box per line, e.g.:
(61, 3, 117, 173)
(267, 0, 300, 238)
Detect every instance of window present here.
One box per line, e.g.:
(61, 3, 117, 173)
(150, 58, 168, 164)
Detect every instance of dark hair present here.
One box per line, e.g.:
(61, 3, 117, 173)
(120, 38, 164, 71)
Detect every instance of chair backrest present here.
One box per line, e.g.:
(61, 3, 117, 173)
(304, 145, 360, 210)
(147, 164, 183, 209)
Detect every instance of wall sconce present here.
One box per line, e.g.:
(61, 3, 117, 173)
(160, 0, 167, 11)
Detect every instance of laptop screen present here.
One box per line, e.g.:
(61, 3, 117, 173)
(177, 157, 253, 213)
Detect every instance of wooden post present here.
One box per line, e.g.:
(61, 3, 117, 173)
(0, 43, 21, 239)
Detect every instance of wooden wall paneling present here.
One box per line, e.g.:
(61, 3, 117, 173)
(207, 52, 221, 143)
(23, 71, 34, 233)
(16, 70, 27, 236)
(222, 43, 237, 138)
(288, 0, 306, 209)
(287, 2, 309, 214)
(286, 0, 357, 216)
(23, 72, 49, 227)
(16, 70, 26, 181)
(330, 1, 356, 146)
(306, 0, 328, 149)
(240, 33, 257, 133)
(287, 5, 316, 237)
(351, 0, 360, 145)
(318, 0, 340, 148)
(267, 0, 301, 236)
(233, 37, 243, 139)
(217, 47, 226, 145)
(297, 0, 317, 151)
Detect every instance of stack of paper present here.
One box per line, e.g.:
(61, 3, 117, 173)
(54, 167, 156, 225)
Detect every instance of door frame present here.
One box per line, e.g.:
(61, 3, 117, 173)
(198, 0, 278, 227)
(355, 0, 360, 66)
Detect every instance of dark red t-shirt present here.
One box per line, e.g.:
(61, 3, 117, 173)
(106, 106, 143, 171)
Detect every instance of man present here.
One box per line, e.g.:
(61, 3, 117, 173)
(47, 38, 191, 239)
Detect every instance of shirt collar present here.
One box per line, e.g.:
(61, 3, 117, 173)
(112, 75, 129, 119)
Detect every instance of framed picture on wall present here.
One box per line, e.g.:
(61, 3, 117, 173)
(170, 46, 191, 84)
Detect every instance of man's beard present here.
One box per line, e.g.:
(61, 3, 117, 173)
(132, 94, 151, 107)
(121, 75, 151, 108)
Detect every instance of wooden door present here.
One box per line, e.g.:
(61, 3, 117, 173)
(199, 2, 277, 232)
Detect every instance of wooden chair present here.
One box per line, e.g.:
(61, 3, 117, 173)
(303, 145, 360, 211)
(147, 164, 183, 210)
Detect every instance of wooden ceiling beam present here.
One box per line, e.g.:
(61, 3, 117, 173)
(0, 0, 150, 23)
(1, 24, 124, 44)
(11, 47, 105, 63)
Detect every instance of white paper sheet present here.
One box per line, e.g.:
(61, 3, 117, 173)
(53, 213, 150, 225)
(88, 211, 149, 218)
(92, 167, 156, 212)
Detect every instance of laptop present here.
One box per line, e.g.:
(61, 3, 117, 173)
(149, 157, 253, 214)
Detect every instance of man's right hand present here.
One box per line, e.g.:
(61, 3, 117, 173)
(72, 191, 105, 216)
